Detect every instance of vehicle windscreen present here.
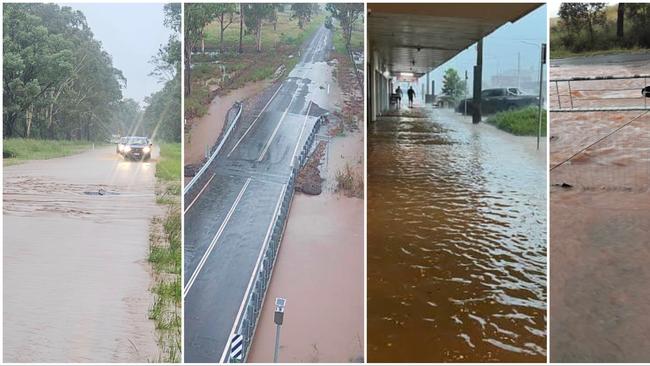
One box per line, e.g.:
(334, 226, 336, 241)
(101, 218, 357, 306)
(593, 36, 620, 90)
(482, 89, 505, 97)
(127, 137, 148, 145)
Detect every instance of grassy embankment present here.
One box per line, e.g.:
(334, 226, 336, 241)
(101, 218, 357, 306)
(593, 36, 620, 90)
(330, 19, 364, 198)
(185, 10, 326, 119)
(3, 138, 92, 166)
(485, 107, 548, 136)
(148, 142, 181, 363)
(550, 5, 650, 59)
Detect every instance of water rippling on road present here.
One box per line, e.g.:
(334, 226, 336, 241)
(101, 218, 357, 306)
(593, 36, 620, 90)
(367, 109, 547, 362)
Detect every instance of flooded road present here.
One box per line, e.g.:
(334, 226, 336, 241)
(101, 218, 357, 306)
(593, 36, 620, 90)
(185, 79, 270, 167)
(3, 146, 160, 362)
(550, 54, 650, 362)
(367, 107, 547, 362)
(183, 24, 329, 363)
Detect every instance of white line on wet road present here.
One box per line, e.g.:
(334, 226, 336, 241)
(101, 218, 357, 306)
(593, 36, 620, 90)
(184, 177, 252, 298)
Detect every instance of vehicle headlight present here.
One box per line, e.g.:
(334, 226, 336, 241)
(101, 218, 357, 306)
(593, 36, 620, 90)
(143, 146, 151, 153)
(124, 146, 131, 152)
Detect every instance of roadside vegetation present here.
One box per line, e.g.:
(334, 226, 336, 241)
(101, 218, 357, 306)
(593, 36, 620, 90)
(485, 106, 547, 136)
(551, 3, 650, 58)
(3, 138, 92, 165)
(3, 3, 180, 146)
(149, 142, 181, 363)
(335, 163, 364, 198)
(328, 4, 364, 198)
(184, 3, 326, 120)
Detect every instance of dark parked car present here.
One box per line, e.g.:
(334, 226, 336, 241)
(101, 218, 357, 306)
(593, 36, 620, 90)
(117, 136, 152, 161)
(457, 87, 539, 115)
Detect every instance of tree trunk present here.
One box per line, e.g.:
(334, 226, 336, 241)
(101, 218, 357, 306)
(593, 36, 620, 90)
(239, 4, 244, 54)
(617, 3, 625, 40)
(201, 37, 205, 53)
(25, 105, 33, 138)
(256, 25, 262, 52)
(220, 14, 225, 52)
(5, 113, 17, 138)
(185, 42, 192, 95)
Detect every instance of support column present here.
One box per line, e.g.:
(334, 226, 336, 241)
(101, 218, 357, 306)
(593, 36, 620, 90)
(472, 38, 483, 124)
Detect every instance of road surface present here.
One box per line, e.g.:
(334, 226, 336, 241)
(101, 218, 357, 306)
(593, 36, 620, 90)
(183, 25, 331, 363)
(3, 146, 160, 362)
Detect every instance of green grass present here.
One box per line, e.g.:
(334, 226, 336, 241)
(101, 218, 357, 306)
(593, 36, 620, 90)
(155, 143, 181, 182)
(332, 19, 363, 54)
(148, 141, 181, 363)
(486, 107, 547, 136)
(187, 10, 326, 120)
(3, 138, 92, 165)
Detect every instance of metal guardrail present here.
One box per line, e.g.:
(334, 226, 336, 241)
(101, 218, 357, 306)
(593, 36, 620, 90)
(222, 115, 324, 363)
(550, 74, 650, 112)
(184, 102, 242, 195)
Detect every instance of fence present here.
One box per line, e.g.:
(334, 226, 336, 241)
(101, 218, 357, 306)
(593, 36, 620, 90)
(550, 74, 650, 193)
(184, 102, 242, 196)
(550, 74, 650, 112)
(222, 115, 324, 363)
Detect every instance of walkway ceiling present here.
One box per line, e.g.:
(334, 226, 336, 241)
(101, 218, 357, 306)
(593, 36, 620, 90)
(368, 3, 543, 77)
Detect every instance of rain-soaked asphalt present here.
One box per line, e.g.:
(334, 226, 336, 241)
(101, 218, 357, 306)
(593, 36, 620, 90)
(183, 25, 331, 363)
(3, 146, 160, 362)
(367, 108, 547, 362)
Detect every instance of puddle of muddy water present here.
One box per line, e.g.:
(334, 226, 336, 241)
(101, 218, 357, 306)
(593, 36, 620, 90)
(185, 80, 271, 166)
(368, 108, 547, 363)
(3, 147, 161, 362)
(550, 57, 650, 362)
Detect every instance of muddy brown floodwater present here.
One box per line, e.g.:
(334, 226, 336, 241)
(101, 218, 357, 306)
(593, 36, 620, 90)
(248, 55, 364, 363)
(550, 54, 650, 363)
(368, 107, 547, 363)
(3, 146, 160, 362)
(184, 79, 270, 186)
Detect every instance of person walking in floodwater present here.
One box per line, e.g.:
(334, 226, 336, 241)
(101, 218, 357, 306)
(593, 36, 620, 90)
(407, 86, 416, 108)
(395, 86, 403, 109)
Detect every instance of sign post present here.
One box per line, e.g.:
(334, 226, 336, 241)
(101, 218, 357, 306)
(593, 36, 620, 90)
(537, 43, 547, 151)
(273, 297, 286, 363)
(230, 333, 243, 363)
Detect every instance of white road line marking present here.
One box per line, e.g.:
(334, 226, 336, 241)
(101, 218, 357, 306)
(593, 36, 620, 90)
(184, 173, 216, 214)
(327, 83, 330, 95)
(183, 177, 252, 298)
(257, 85, 302, 162)
(290, 101, 312, 168)
(219, 183, 287, 363)
(227, 84, 284, 157)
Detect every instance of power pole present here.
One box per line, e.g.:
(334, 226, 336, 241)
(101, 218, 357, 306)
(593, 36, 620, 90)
(537, 43, 546, 151)
(472, 39, 483, 124)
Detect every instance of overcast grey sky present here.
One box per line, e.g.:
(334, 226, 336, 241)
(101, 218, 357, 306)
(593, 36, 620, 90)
(64, 3, 173, 104)
(414, 4, 548, 96)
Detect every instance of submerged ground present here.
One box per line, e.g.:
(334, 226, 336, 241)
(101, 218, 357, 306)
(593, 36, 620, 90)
(367, 106, 547, 362)
(550, 54, 650, 363)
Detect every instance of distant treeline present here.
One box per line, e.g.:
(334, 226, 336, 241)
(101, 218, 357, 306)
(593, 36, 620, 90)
(3, 3, 181, 142)
(552, 3, 650, 56)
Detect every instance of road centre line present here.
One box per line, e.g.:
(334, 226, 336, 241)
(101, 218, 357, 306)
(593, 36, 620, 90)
(184, 173, 216, 214)
(219, 183, 287, 363)
(257, 82, 303, 162)
(183, 177, 252, 298)
(227, 84, 284, 157)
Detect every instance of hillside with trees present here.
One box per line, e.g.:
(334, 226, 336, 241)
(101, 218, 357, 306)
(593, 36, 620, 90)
(551, 3, 650, 58)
